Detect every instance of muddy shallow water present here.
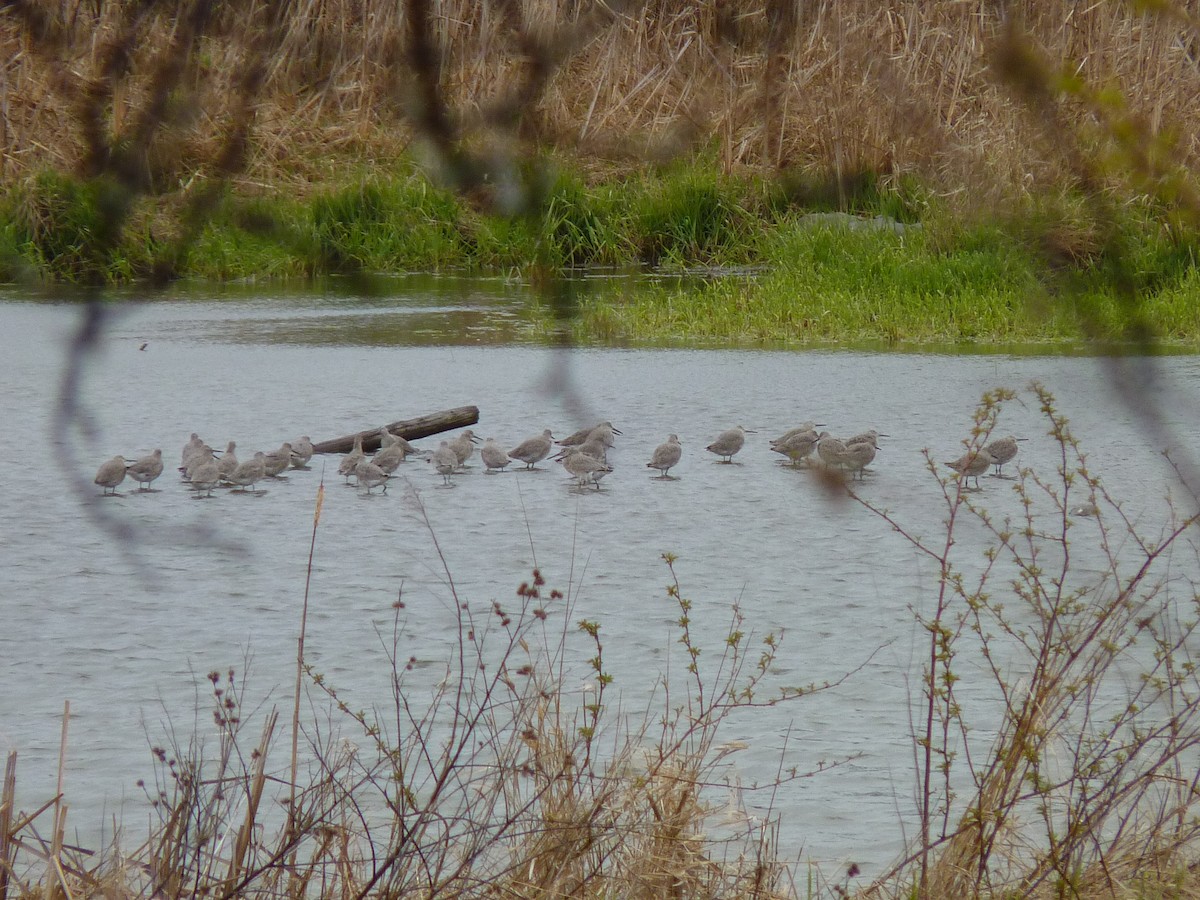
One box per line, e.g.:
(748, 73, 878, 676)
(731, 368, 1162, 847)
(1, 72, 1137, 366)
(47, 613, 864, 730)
(2, 283, 1199, 878)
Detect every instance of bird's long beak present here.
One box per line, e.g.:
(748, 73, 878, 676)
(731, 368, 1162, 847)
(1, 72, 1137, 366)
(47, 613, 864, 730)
(612, 427, 623, 435)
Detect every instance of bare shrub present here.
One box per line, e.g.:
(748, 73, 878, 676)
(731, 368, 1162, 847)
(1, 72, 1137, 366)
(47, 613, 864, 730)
(857, 384, 1200, 899)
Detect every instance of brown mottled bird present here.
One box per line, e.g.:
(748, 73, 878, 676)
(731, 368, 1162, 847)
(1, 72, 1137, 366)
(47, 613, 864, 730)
(945, 448, 994, 490)
(647, 434, 682, 477)
(982, 435, 1026, 477)
(94, 456, 127, 495)
(509, 430, 554, 469)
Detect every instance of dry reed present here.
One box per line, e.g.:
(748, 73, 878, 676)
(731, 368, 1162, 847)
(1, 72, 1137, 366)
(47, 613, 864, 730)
(5, 1, 1200, 206)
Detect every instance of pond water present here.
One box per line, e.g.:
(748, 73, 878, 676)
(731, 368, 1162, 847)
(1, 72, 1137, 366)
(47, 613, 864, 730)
(2, 276, 1199, 881)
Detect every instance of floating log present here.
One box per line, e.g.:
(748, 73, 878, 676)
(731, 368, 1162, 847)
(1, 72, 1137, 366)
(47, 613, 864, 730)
(312, 406, 480, 455)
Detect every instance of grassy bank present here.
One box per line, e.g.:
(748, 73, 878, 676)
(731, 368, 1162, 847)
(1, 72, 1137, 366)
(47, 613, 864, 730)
(4, 162, 1200, 347)
(564, 206, 1200, 347)
(4, 1, 1200, 347)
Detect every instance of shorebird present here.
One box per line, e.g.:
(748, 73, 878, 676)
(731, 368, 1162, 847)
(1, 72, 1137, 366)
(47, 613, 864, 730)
(183, 445, 215, 481)
(263, 442, 293, 477)
(227, 451, 267, 492)
(558, 421, 621, 448)
(559, 447, 613, 488)
(181, 433, 203, 468)
(846, 429, 885, 447)
(945, 448, 993, 490)
(509, 430, 554, 469)
(556, 436, 607, 464)
(356, 459, 389, 494)
(817, 435, 847, 469)
(216, 441, 239, 479)
(770, 429, 824, 467)
(706, 426, 754, 463)
(449, 429, 480, 469)
(840, 440, 878, 480)
(378, 429, 420, 459)
(982, 435, 1026, 477)
(647, 434, 682, 477)
(94, 456, 127, 495)
(190, 459, 220, 498)
(430, 441, 458, 485)
(372, 443, 406, 475)
(772, 421, 823, 445)
(586, 421, 621, 448)
(338, 435, 365, 483)
(290, 436, 314, 468)
(126, 449, 163, 490)
(480, 438, 512, 473)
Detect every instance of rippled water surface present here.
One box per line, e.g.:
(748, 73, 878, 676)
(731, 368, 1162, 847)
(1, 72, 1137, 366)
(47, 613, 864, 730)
(2, 281, 1199, 876)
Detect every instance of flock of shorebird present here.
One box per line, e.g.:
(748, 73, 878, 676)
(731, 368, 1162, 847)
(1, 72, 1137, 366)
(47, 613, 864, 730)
(91, 420, 1026, 496)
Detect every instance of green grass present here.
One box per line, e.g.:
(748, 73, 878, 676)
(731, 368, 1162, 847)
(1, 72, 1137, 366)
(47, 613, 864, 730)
(560, 206, 1200, 347)
(4, 158, 1200, 349)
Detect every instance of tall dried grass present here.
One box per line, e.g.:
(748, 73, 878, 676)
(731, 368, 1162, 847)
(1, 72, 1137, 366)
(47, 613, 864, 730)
(4, 0, 1200, 206)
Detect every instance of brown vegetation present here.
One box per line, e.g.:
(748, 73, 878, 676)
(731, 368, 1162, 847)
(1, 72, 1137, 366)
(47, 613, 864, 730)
(3, 1, 1200, 203)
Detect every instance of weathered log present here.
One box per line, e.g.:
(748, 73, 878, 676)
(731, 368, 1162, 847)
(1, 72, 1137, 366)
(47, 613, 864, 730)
(312, 406, 480, 455)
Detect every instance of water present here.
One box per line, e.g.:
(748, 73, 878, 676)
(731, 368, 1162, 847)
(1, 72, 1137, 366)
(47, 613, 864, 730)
(2, 282, 1199, 878)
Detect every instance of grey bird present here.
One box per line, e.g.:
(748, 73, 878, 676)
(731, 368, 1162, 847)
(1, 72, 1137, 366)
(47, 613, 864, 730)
(338, 435, 366, 483)
(372, 443, 407, 475)
(263, 442, 293, 477)
(558, 421, 622, 447)
(356, 459, 389, 494)
(556, 436, 607, 464)
(509, 429, 554, 469)
(190, 459, 221, 498)
(290, 436, 314, 468)
(586, 421, 621, 448)
(816, 435, 847, 469)
(378, 428, 421, 459)
(706, 426, 754, 463)
(772, 421, 823, 445)
(982, 435, 1026, 477)
(846, 429, 886, 447)
(228, 451, 267, 492)
(647, 434, 683, 477)
(430, 441, 459, 485)
(126, 449, 164, 490)
(94, 456, 127, 495)
(770, 429, 824, 467)
(180, 433, 203, 468)
(216, 441, 239, 479)
(945, 448, 994, 490)
(449, 429, 480, 469)
(840, 440, 878, 480)
(183, 445, 216, 481)
(480, 437, 512, 473)
(559, 447, 613, 488)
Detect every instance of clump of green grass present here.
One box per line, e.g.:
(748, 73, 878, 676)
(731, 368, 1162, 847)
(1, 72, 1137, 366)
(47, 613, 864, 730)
(308, 177, 469, 273)
(8, 171, 139, 285)
(564, 197, 1200, 347)
(625, 160, 776, 267)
